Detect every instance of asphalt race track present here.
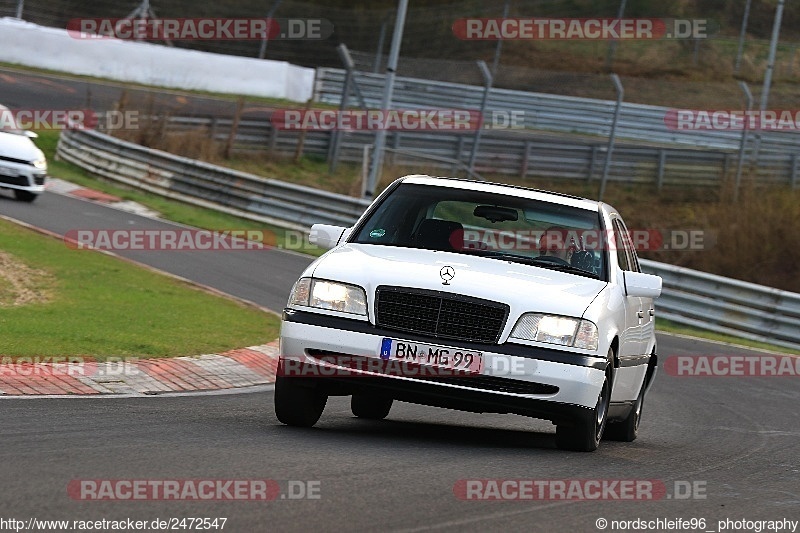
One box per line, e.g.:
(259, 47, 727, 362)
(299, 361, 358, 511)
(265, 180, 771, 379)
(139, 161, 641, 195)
(1, 192, 799, 532)
(0, 191, 313, 312)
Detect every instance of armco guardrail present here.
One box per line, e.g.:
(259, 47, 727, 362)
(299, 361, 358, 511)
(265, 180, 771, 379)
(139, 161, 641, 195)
(640, 259, 800, 351)
(56, 128, 370, 231)
(57, 128, 800, 351)
(153, 116, 800, 188)
(314, 67, 800, 154)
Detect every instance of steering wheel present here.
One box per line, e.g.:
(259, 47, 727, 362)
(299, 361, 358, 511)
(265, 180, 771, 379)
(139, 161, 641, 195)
(536, 255, 571, 266)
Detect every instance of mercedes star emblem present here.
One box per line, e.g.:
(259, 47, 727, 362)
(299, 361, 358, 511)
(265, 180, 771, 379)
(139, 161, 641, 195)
(439, 265, 455, 285)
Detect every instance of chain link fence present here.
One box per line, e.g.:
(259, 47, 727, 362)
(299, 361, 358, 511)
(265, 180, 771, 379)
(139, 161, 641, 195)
(3, 0, 800, 107)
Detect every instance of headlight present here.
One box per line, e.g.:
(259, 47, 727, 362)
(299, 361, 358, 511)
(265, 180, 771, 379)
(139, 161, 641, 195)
(510, 313, 598, 351)
(31, 158, 47, 170)
(288, 277, 367, 315)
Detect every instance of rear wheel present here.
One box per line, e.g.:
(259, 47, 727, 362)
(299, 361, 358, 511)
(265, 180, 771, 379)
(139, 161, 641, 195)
(556, 361, 612, 452)
(274, 374, 327, 427)
(351, 394, 393, 420)
(14, 190, 37, 203)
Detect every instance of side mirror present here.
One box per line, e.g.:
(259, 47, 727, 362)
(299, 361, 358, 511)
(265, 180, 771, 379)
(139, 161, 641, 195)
(624, 271, 662, 298)
(24, 130, 38, 139)
(309, 224, 347, 250)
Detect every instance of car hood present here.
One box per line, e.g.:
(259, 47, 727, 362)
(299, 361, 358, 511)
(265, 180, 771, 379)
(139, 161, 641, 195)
(0, 131, 43, 161)
(310, 244, 607, 319)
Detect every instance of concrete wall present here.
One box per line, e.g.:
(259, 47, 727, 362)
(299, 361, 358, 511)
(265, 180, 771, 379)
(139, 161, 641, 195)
(0, 18, 315, 102)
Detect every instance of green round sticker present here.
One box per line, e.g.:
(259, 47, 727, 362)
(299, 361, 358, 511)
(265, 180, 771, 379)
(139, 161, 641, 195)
(369, 228, 386, 238)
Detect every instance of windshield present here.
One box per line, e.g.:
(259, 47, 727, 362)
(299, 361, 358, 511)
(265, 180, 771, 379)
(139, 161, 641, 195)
(352, 183, 606, 280)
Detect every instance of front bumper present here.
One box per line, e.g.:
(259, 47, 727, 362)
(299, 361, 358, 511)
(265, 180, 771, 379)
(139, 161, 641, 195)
(0, 164, 47, 193)
(280, 309, 606, 424)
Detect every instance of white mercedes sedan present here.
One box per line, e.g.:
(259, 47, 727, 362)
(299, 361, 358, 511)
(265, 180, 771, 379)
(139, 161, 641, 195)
(275, 175, 662, 452)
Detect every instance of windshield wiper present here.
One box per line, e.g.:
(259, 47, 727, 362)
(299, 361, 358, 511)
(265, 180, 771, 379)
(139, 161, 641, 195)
(461, 250, 600, 279)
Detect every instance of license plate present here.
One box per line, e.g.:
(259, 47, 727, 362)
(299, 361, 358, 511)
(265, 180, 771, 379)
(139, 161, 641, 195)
(380, 338, 483, 374)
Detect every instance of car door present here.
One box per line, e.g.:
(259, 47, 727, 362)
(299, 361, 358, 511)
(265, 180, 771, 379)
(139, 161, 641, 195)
(611, 217, 647, 402)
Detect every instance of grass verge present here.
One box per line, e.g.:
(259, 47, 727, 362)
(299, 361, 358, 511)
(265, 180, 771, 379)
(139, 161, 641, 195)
(656, 319, 799, 356)
(0, 218, 280, 360)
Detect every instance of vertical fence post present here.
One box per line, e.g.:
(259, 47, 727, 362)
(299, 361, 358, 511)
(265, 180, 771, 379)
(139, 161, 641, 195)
(373, 13, 390, 73)
(366, 0, 409, 198)
(519, 140, 531, 179)
(467, 60, 493, 175)
(329, 44, 357, 174)
(735, 81, 753, 202)
(454, 136, 465, 174)
(587, 145, 598, 182)
(656, 149, 666, 191)
(734, 0, 752, 73)
(599, 74, 624, 201)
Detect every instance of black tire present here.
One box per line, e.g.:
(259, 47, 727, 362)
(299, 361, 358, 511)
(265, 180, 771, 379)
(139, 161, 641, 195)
(351, 394, 393, 420)
(604, 378, 645, 442)
(556, 361, 613, 452)
(14, 190, 37, 203)
(274, 374, 327, 427)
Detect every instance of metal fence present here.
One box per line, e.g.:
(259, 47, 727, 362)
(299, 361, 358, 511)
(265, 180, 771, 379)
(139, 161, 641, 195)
(153, 115, 800, 189)
(314, 67, 800, 154)
(56, 128, 800, 351)
(56, 127, 370, 230)
(640, 259, 800, 352)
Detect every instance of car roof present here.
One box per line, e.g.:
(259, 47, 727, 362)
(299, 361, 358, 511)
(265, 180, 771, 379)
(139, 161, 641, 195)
(399, 175, 605, 212)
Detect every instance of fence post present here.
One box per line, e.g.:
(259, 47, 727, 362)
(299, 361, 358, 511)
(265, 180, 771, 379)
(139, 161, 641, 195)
(467, 61, 493, 175)
(735, 81, 753, 202)
(587, 145, 597, 182)
(329, 44, 357, 174)
(224, 97, 244, 159)
(656, 149, 666, 191)
(269, 125, 279, 155)
(598, 74, 624, 201)
(519, 140, 531, 179)
(454, 136, 465, 174)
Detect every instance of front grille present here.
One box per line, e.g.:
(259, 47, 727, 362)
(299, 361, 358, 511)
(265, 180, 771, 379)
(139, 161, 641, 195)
(0, 175, 27, 187)
(375, 286, 509, 344)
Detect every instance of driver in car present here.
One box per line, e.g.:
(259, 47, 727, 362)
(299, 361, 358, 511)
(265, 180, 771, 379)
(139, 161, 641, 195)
(538, 226, 577, 264)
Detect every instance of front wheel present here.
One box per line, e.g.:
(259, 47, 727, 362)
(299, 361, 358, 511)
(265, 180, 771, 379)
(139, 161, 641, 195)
(556, 364, 612, 452)
(14, 190, 37, 203)
(274, 374, 327, 427)
(604, 379, 645, 442)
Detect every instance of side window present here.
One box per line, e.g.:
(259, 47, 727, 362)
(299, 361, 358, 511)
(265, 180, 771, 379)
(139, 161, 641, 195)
(612, 219, 631, 272)
(618, 219, 641, 273)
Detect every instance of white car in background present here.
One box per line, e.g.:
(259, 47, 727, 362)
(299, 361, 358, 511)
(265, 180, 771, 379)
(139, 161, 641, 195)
(276, 175, 662, 452)
(0, 104, 47, 202)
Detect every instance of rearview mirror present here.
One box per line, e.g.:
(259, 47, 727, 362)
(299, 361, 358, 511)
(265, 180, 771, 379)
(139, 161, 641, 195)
(473, 205, 518, 223)
(624, 271, 662, 298)
(309, 224, 347, 250)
